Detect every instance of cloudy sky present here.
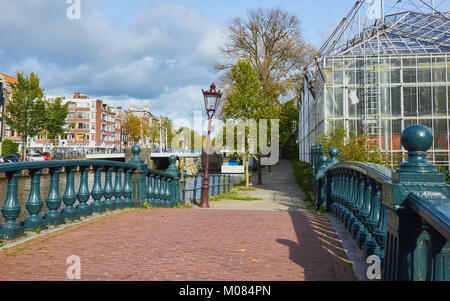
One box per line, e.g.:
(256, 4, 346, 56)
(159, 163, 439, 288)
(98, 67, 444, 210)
(1, 0, 441, 130)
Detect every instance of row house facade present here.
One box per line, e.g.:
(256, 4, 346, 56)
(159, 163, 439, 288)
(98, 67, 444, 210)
(0, 73, 22, 150)
(30, 92, 126, 153)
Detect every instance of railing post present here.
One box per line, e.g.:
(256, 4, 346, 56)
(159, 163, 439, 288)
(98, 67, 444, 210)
(62, 166, 80, 222)
(147, 173, 154, 206)
(24, 168, 47, 232)
(91, 166, 105, 214)
(103, 166, 115, 211)
(77, 165, 92, 218)
(113, 167, 124, 209)
(0, 171, 24, 239)
(165, 155, 181, 206)
(123, 168, 134, 208)
(128, 146, 148, 207)
(385, 124, 448, 281)
(45, 167, 64, 227)
(154, 175, 161, 207)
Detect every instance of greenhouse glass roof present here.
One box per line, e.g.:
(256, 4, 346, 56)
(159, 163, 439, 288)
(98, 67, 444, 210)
(335, 10, 450, 56)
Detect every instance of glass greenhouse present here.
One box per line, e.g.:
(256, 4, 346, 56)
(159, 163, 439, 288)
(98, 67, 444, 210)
(299, 9, 450, 167)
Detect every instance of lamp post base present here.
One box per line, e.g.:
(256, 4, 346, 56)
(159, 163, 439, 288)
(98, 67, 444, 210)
(200, 184, 210, 208)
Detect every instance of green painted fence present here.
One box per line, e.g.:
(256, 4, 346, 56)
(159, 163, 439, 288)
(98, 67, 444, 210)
(311, 124, 449, 281)
(0, 146, 181, 240)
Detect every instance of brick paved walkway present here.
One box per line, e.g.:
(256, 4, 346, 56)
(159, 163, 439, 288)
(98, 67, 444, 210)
(0, 160, 356, 281)
(0, 208, 355, 281)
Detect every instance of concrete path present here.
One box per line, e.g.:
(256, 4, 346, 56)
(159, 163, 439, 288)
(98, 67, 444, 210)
(0, 159, 356, 281)
(209, 159, 307, 211)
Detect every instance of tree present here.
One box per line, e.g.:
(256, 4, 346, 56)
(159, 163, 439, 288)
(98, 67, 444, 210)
(280, 99, 299, 146)
(217, 7, 317, 101)
(1, 139, 19, 156)
(221, 60, 280, 188)
(43, 97, 69, 154)
(122, 113, 150, 145)
(3, 71, 47, 161)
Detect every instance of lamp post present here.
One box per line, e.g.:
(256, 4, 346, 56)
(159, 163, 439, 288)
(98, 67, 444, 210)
(200, 83, 222, 208)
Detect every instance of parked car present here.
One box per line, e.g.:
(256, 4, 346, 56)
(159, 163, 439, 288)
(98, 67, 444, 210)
(0, 154, 20, 163)
(41, 152, 53, 160)
(28, 153, 45, 162)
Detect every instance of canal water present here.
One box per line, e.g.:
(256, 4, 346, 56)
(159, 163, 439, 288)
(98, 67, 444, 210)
(0, 172, 246, 224)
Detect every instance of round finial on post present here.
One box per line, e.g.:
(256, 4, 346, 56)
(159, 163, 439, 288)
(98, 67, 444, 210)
(401, 124, 433, 152)
(169, 155, 176, 165)
(328, 147, 340, 166)
(398, 124, 437, 173)
(319, 155, 328, 166)
(132, 145, 141, 157)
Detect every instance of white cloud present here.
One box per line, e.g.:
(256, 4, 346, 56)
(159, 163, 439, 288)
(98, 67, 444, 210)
(0, 0, 224, 122)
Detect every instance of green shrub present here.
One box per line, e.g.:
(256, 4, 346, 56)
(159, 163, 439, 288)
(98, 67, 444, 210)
(1, 139, 19, 156)
(292, 160, 315, 207)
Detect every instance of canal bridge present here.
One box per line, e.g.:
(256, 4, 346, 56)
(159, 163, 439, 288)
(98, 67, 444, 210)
(0, 125, 448, 281)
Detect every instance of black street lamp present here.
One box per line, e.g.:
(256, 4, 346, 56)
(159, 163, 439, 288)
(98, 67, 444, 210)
(200, 83, 222, 208)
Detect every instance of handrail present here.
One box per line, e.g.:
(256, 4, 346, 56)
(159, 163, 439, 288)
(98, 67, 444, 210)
(310, 124, 450, 281)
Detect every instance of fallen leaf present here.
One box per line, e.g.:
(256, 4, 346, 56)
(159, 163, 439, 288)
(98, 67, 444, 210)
(236, 249, 246, 252)
(251, 259, 259, 263)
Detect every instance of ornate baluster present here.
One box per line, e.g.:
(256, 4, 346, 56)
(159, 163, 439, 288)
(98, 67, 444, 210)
(374, 200, 387, 253)
(165, 177, 171, 207)
(45, 167, 64, 227)
(364, 183, 382, 259)
(350, 175, 364, 239)
(167, 178, 174, 207)
(346, 172, 358, 231)
(113, 167, 124, 209)
(160, 177, 167, 207)
(0, 171, 24, 239)
(62, 166, 80, 222)
(343, 171, 355, 228)
(91, 166, 105, 214)
(356, 177, 372, 249)
(24, 168, 47, 231)
(123, 168, 133, 208)
(103, 167, 114, 211)
(154, 175, 161, 207)
(147, 173, 154, 206)
(366, 182, 381, 233)
(77, 165, 92, 218)
(359, 178, 373, 223)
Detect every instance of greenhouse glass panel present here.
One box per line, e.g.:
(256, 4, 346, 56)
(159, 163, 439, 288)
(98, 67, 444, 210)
(403, 68, 417, 83)
(404, 87, 417, 117)
(433, 86, 447, 116)
(418, 86, 432, 115)
(391, 87, 401, 116)
(334, 88, 344, 117)
(434, 119, 448, 150)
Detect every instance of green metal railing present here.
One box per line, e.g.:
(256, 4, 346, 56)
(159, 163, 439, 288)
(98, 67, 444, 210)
(311, 124, 449, 281)
(181, 173, 232, 203)
(0, 146, 180, 241)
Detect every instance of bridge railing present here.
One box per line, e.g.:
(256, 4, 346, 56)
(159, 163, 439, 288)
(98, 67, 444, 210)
(312, 124, 449, 281)
(0, 146, 181, 241)
(181, 173, 232, 203)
